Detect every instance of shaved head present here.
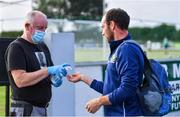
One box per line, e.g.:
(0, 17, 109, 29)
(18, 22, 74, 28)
(25, 10, 47, 25)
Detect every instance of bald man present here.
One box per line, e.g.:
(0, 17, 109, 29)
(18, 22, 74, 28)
(5, 10, 67, 116)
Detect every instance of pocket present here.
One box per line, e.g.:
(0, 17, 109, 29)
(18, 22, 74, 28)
(10, 107, 24, 116)
(11, 101, 33, 116)
(30, 106, 47, 116)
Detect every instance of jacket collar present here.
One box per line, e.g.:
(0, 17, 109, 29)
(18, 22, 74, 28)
(109, 33, 132, 54)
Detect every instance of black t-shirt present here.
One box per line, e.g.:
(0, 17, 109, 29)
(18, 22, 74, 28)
(5, 38, 53, 107)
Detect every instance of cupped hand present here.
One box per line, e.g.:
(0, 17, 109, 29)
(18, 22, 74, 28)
(67, 72, 82, 83)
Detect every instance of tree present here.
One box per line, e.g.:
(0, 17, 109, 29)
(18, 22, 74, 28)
(33, 0, 103, 20)
(129, 24, 177, 42)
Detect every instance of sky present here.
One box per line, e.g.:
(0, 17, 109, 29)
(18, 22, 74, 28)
(105, 0, 180, 28)
(0, 0, 32, 32)
(0, 0, 180, 32)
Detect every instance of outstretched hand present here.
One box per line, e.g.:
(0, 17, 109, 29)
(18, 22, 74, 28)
(67, 73, 82, 83)
(67, 73, 93, 86)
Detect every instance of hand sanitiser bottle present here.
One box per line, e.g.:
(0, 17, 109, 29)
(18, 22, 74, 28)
(51, 64, 72, 87)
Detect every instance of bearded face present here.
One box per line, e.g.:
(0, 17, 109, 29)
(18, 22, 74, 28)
(101, 16, 114, 43)
(105, 25, 114, 43)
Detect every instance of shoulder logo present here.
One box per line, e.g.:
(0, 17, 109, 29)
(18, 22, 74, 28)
(109, 54, 117, 63)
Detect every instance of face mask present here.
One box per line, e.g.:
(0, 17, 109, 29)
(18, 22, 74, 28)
(32, 30, 45, 44)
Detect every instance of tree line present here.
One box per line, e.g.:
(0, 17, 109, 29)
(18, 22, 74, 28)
(129, 24, 179, 42)
(1, 24, 180, 43)
(1, 0, 180, 42)
(33, 0, 103, 20)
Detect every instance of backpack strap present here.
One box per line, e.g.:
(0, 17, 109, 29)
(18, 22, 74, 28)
(121, 40, 151, 71)
(115, 40, 151, 71)
(115, 40, 161, 88)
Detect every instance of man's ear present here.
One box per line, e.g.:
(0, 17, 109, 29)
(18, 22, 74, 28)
(25, 23, 30, 30)
(110, 21, 115, 30)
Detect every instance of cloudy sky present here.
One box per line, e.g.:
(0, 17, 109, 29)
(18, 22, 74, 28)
(0, 0, 180, 32)
(0, 0, 32, 32)
(105, 0, 180, 28)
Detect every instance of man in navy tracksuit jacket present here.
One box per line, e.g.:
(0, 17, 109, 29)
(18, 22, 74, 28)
(67, 8, 144, 116)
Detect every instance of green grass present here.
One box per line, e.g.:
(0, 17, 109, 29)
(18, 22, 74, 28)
(146, 49, 180, 59)
(0, 86, 5, 116)
(75, 48, 107, 62)
(174, 42, 180, 48)
(76, 48, 180, 62)
(1, 48, 180, 116)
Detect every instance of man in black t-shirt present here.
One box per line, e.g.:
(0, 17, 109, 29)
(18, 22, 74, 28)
(5, 10, 70, 116)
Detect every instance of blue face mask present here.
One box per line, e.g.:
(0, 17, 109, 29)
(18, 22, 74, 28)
(32, 30, 45, 44)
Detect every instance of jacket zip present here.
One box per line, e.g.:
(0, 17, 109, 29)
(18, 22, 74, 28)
(123, 102, 126, 117)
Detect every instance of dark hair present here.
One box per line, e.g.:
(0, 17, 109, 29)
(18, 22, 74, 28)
(105, 8, 130, 30)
